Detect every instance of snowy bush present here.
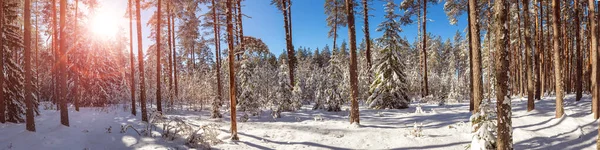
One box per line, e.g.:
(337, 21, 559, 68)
(314, 114, 324, 121)
(409, 122, 423, 137)
(470, 101, 497, 150)
(414, 104, 424, 114)
(186, 124, 222, 149)
(240, 113, 250, 122)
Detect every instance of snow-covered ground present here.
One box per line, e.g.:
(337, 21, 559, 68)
(1, 94, 598, 150)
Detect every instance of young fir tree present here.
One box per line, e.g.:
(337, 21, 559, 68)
(366, 0, 410, 109)
(325, 52, 346, 111)
(470, 101, 497, 149)
(237, 54, 259, 115)
(272, 60, 294, 117)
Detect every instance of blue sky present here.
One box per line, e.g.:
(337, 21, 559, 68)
(106, 0, 469, 56)
(241, 0, 469, 55)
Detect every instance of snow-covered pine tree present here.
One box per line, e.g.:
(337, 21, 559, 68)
(470, 101, 497, 150)
(272, 60, 294, 116)
(366, 0, 410, 109)
(2, 0, 39, 123)
(324, 52, 345, 112)
(237, 54, 259, 115)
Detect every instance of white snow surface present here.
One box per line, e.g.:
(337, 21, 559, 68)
(1, 94, 598, 150)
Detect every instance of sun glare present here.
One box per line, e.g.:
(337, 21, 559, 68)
(90, 8, 119, 38)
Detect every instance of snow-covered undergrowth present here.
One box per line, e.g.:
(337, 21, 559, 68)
(0, 94, 597, 150)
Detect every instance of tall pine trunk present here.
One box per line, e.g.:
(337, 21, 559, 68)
(467, 3, 474, 112)
(136, 0, 148, 122)
(362, 0, 371, 69)
(283, 0, 295, 86)
(524, 0, 534, 111)
(346, 0, 360, 125)
(25, 0, 35, 131)
(589, 0, 599, 118)
(495, 0, 512, 148)
(0, 0, 5, 124)
(167, 0, 173, 106)
(535, 0, 542, 100)
(552, 0, 564, 118)
(468, 0, 482, 113)
(421, 0, 428, 97)
(172, 11, 178, 98)
(156, 0, 162, 112)
(59, 0, 69, 127)
(128, 0, 136, 116)
(211, 0, 223, 118)
(226, 0, 239, 141)
(576, 0, 582, 101)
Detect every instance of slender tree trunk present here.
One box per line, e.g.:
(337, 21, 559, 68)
(0, 0, 5, 124)
(495, 0, 512, 148)
(421, 0, 428, 97)
(333, 0, 338, 52)
(226, 0, 239, 141)
(237, 0, 244, 54)
(469, 0, 482, 113)
(167, 0, 173, 107)
(172, 12, 178, 98)
(467, 1, 474, 112)
(362, 0, 371, 69)
(73, 0, 79, 112)
(589, 0, 599, 118)
(535, 0, 542, 100)
(128, 0, 136, 116)
(283, 0, 295, 86)
(59, 0, 69, 127)
(513, 7, 525, 97)
(136, 0, 148, 122)
(24, 0, 35, 131)
(346, 0, 360, 125)
(52, 0, 58, 108)
(576, 0, 582, 101)
(524, 0, 534, 111)
(543, 0, 548, 96)
(156, 0, 162, 112)
(211, 0, 223, 118)
(552, 0, 564, 118)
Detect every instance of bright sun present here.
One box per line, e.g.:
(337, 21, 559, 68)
(90, 9, 119, 38)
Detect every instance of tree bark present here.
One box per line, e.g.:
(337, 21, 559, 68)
(589, 0, 599, 119)
(552, 0, 564, 118)
(535, 0, 542, 100)
(172, 10, 178, 98)
(346, 0, 360, 125)
(128, 0, 136, 116)
(167, 0, 173, 107)
(212, 0, 223, 118)
(0, 0, 5, 124)
(156, 0, 162, 112)
(226, 0, 239, 141)
(495, 0, 512, 148)
(24, 0, 35, 131)
(524, 0, 534, 111)
(468, 0, 482, 113)
(136, 0, 148, 122)
(283, 0, 295, 86)
(59, 0, 69, 127)
(421, 0, 428, 97)
(237, 0, 245, 55)
(467, 1, 474, 112)
(363, 0, 371, 70)
(576, 0, 582, 101)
